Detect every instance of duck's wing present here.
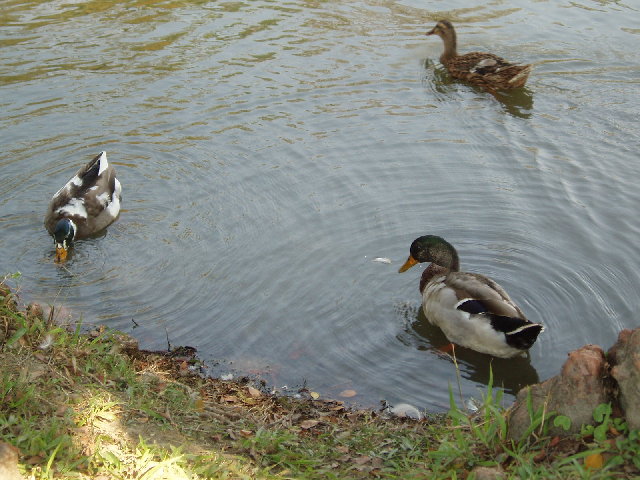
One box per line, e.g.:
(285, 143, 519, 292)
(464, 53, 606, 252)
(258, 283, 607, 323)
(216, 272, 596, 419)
(444, 272, 543, 351)
(443, 271, 524, 319)
(45, 152, 119, 235)
(446, 53, 532, 89)
(447, 53, 507, 76)
(49, 152, 107, 202)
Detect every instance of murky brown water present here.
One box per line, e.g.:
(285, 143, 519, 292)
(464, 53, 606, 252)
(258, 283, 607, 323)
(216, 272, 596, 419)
(1, 0, 639, 411)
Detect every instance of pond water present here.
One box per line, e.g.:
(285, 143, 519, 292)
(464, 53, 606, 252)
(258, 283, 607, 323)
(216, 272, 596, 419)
(1, 0, 639, 411)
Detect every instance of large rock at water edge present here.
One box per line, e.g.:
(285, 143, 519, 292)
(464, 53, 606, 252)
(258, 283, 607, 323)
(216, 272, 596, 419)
(608, 329, 640, 430)
(508, 344, 609, 440)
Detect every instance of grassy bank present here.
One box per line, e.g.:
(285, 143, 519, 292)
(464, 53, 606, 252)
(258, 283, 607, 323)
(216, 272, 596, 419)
(1, 278, 638, 479)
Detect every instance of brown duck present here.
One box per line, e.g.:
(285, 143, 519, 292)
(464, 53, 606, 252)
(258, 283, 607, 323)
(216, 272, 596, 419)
(426, 20, 532, 91)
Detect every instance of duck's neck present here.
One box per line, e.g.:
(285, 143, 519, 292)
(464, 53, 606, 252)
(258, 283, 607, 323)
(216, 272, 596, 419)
(419, 263, 451, 293)
(429, 242, 460, 273)
(439, 31, 458, 62)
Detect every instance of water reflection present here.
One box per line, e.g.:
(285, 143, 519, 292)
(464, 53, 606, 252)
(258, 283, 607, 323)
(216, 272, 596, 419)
(491, 88, 534, 118)
(403, 307, 540, 397)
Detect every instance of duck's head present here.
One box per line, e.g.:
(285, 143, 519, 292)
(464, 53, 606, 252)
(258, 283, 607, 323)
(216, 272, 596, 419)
(426, 20, 455, 39)
(398, 235, 460, 273)
(53, 218, 76, 262)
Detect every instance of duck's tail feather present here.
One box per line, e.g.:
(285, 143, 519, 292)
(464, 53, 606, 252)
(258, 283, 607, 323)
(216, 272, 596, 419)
(490, 315, 544, 350)
(76, 151, 107, 192)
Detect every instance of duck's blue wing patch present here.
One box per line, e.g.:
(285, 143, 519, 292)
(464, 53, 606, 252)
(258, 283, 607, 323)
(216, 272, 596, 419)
(456, 299, 488, 315)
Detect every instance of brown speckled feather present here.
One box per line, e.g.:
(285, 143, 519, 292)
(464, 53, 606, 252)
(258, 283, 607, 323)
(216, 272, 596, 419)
(443, 53, 531, 89)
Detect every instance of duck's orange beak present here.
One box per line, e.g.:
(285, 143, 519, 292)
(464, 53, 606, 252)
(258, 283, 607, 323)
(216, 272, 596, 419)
(398, 255, 418, 273)
(55, 245, 68, 263)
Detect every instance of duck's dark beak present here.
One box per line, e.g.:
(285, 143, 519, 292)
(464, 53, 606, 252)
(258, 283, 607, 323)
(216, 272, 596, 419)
(398, 255, 418, 273)
(426, 27, 436, 36)
(55, 245, 68, 263)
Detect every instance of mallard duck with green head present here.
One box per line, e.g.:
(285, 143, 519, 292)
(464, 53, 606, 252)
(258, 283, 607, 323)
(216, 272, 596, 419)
(44, 151, 122, 262)
(426, 20, 532, 91)
(399, 235, 543, 358)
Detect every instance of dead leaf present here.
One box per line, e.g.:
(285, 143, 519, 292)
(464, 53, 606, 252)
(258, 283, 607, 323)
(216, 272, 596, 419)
(300, 419, 320, 429)
(194, 398, 205, 412)
(353, 455, 371, 465)
(339, 389, 357, 398)
(533, 451, 546, 463)
(178, 361, 189, 376)
(24, 364, 47, 382)
(336, 445, 349, 454)
(310, 391, 320, 400)
(97, 411, 117, 422)
(549, 436, 561, 448)
(247, 386, 261, 398)
(153, 381, 168, 393)
(222, 395, 238, 403)
(25, 455, 44, 465)
(239, 429, 253, 437)
(585, 453, 604, 470)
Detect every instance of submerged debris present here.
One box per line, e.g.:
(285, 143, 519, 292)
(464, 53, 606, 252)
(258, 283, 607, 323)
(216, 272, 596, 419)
(372, 257, 392, 264)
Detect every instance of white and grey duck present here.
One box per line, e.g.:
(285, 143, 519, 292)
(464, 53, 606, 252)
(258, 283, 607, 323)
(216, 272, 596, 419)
(399, 235, 543, 358)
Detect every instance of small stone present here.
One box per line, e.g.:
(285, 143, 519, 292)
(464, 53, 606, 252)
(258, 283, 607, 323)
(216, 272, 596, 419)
(470, 465, 504, 480)
(0, 443, 23, 480)
(389, 403, 423, 420)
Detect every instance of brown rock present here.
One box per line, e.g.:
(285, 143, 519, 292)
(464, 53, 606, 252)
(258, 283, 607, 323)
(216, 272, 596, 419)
(508, 345, 609, 440)
(607, 329, 633, 364)
(0, 442, 23, 480)
(608, 329, 640, 430)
